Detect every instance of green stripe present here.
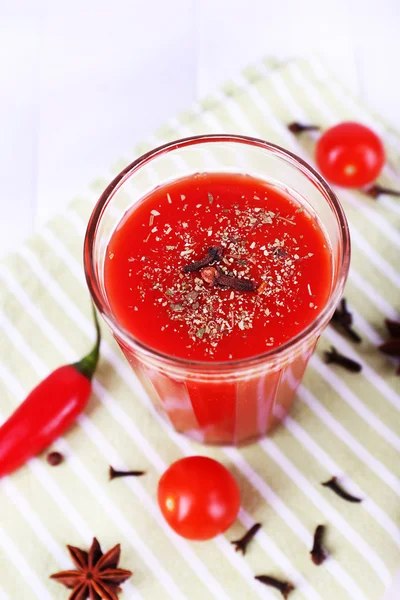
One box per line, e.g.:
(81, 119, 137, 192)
(48, 206, 398, 584)
(1, 255, 285, 599)
(0, 547, 36, 599)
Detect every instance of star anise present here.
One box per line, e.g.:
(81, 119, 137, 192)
(50, 537, 132, 600)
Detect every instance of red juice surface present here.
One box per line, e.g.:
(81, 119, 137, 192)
(104, 173, 332, 362)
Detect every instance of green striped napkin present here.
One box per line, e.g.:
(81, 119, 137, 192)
(0, 57, 399, 600)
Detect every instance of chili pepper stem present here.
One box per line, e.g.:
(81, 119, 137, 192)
(72, 304, 101, 381)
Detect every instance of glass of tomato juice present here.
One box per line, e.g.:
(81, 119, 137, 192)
(84, 135, 350, 445)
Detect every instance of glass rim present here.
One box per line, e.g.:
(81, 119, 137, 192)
(84, 133, 350, 374)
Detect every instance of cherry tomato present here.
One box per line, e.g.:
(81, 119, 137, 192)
(158, 456, 241, 540)
(316, 122, 385, 188)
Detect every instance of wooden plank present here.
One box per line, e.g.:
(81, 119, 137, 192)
(196, 0, 359, 96)
(0, 2, 40, 255)
(349, 0, 400, 129)
(35, 0, 197, 225)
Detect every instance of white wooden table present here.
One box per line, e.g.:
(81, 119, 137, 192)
(1, 0, 400, 259)
(0, 1, 399, 597)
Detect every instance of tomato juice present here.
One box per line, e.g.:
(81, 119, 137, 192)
(105, 173, 332, 361)
(102, 171, 333, 444)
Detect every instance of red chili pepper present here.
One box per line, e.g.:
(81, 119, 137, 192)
(0, 305, 101, 477)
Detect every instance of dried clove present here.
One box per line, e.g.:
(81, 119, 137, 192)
(109, 466, 146, 480)
(287, 122, 320, 134)
(379, 339, 400, 357)
(364, 184, 400, 199)
(310, 525, 327, 565)
(385, 319, 400, 338)
(200, 267, 256, 292)
(324, 346, 362, 373)
(331, 298, 362, 343)
(379, 320, 400, 375)
(231, 523, 261, 555)
(321, 477, 362, 503)
(182, 246, 223, 273)
(217, 272, 256, 292)
(379, 339, 400, 375)
(274, 247, 289, 259)
(255, 575, 294, 598)
(47, 451, 64, 466)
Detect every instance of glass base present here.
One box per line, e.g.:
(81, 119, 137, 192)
(120, 338, 315, 446)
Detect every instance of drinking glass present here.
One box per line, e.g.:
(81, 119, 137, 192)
(84, 135, 350, 445)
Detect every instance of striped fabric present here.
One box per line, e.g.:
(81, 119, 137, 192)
(0, 57, 399, 600)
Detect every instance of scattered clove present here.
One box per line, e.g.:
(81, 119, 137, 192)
(47, 451, 64, 466)
(109, 466, 146, 480)
(378, 319, 400, 375)
(310, 525, 327, 565)
(255, 575, 294, 599)
(287, 122, 320, 134)
(273, 247, 289, 259)
(379, 339, 400, 358)
(364, 184, 400, 199)
(331, 298, 362, 343)
(231, 523, 262, 555)
(321, 476, 362, 503)
(385, 319, 400, 338)
(182, 246, 223, 273)
(200, 267, 256, 292)
(379, 338, 400, 375)
(324, 346, 362, 373)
